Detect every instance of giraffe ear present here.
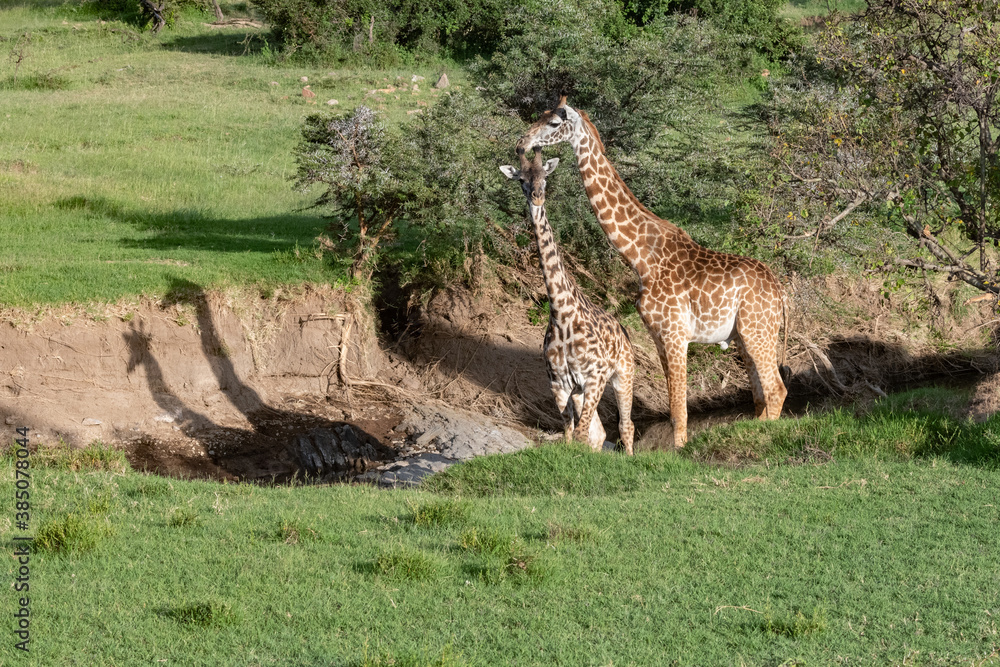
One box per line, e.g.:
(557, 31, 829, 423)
(499, 165, 519, 180)
(543, 158, 559, 175)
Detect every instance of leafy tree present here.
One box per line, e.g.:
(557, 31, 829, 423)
(621, 0, 801, 63)
(766, 0, 1000, 294)
(295, 107, 412, 280)
(249, 0, 507, 61)
(295, 97, 528, 284)
(470, 1, 725, 154)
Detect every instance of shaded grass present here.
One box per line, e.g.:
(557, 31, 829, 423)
(121, 474, 173, 498)
(761, 606, 828, 639)
(162, 600, 241, 628)
(429, 388, 999, 498)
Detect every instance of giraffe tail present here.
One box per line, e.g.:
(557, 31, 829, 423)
(779, 293, 791, 386)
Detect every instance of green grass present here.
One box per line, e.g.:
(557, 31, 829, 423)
(168, 506, 202, 527)
(2, 397, 999, 664)
(684, 386, 1000, 468)
(0, 5, 464, 306)
(162, 600, 242, 627)
(34, 511, 111, 553)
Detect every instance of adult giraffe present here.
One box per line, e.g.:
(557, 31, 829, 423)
(518, 97, 787, 446)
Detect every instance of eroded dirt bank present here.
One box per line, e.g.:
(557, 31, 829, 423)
(1, 275, 996, 483)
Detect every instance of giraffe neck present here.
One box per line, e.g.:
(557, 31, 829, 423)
(570, 115, 689, 276)
(529, 203, 578, 317)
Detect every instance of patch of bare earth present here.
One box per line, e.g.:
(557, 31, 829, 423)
(0, 272, 995, 482)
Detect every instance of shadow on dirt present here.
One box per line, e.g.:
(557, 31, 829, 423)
(388, 284, 990, 451)
(121, 278, 396, 483)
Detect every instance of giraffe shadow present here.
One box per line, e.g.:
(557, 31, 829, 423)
(119, 278, 395, 483)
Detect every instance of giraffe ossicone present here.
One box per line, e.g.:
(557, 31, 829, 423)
(500, 148, 636, 454)
(518, 98, 788, 447)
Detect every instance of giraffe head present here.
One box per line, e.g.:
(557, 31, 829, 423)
(500, 147, 559, 207)
(516, 95, 583, 153)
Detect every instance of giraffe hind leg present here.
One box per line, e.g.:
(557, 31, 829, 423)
(733, 337, 767, 418)
(735, 330, 786, 421)
(573, 377, 609, 451)
(611, 367, 634, 455)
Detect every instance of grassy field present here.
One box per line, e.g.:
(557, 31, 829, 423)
(0, 3, 462, 306)
(1, 389, 998, 665)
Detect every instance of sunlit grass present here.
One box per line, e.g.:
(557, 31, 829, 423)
(2, 422, 998, 664)
(0, 6, 464, 306)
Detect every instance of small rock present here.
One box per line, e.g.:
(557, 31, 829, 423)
(82, 418, 102, 426)
(407, 109, 423, 115)
(411, 74, 425, 82)
(412, 84, 419, 92)
(326, 99, 339, 106)
(4, 417, 15, 425)
(300, 76, 308, 82)
(269, 81, 278, 86)
(434, 73, 449, 89)
(154, 413, 175, 423)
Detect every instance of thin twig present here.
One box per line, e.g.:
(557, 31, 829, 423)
(713, 605, 763, 616)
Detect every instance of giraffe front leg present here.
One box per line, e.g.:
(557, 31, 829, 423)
(570, 389, 584, 441)
(666, 349, 689, 447)
(573, 380, 608, 451)
(551, 382, 575, 442)
(653, 333, 690, 448)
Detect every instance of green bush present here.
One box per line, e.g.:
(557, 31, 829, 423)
(470, 2, 726, 153)
(296, 94, 525, 284)
(622, 0, 802, 62)
(249, 0, 507, 62)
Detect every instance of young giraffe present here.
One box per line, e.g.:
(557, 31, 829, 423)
(517, 97, 787, 447)
(500, 148, 636, 454)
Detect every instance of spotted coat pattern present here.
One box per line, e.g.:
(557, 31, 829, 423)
(517, 99, 788, 447)
(501, 150, 636, 453)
